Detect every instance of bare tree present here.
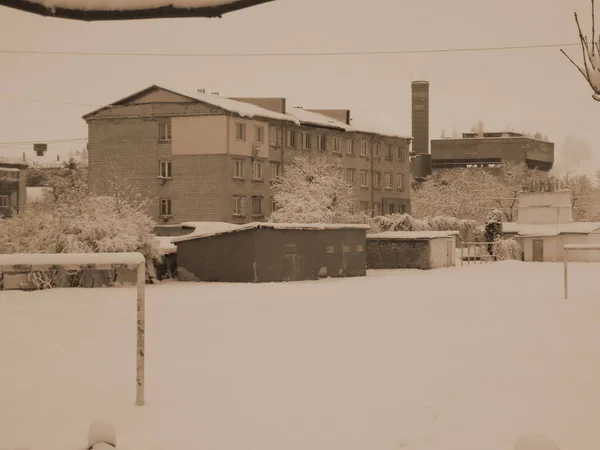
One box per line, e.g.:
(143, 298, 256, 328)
(561, 0, 600, 101)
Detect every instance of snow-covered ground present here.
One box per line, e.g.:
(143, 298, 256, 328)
(1, 261, 600, 450)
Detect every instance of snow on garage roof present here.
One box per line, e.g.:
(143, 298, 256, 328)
(0, 0, 276, 20)
(172, 222, 370, 244)
(502, 222, 600, 237)
(367, 231, 460, 240)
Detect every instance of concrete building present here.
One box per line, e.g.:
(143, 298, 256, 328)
(410, 81, 432, 181)
(431, 131, 554, 172)
(0, 161, 27, 218)
(83, 85, 413, 226)
(501, 190, 600, 262)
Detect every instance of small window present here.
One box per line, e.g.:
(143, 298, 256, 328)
(318, 135, 327, 151)
(387, 145, 394, 159)
(388, 204, 395, 215)
(397, 173, 405, 191)
(346, 169, 356, 184)
(384, 173, 392, 189)
(253, 161, 263, 180)
(160, 198, 172, 216)
(159, 161, 172, 178)
(269, 127, 280, 145)
(287, 130, 297, 148)
(233, 196, 244, 216)
(400, 204, 407, 214)
(374, 143, 381, 158)
(252, 196, 263, 216)
(374, 202, 382, 216)
(270, 197, 278, 213)
(359, 170, 368, 187)
(359, 201, 370, 212)
(303, 132, 312, 149)
(333, 137, 341, 153)
(235, 123, 246, 141)
(159, 122, 171, 142)
(234, 160, 244, 178)
(347, 138, 354, 154)
(372, 172, 381, 188)
(360, 141, 367, 156)
(349, 203, 356, 214)
(270, 162, 281, 180)
(398, 146, 405, 160)
(255, 126, 265, 143)
(0, 194, 9, 207)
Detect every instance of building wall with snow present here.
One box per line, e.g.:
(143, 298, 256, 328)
(517, 190, 573, 225)
(366, 232, 456, 270)
(175, 225, 367, 283)
(84, 85, 412, 225)
(0, 162, 27, 217)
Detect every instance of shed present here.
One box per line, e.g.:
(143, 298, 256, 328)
(172, 222, 370, 283)
(366, 231, 458, 270)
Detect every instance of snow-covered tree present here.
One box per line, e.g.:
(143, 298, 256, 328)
(561, 0, 600, 101)
(270, 154, 364, 224)
(484, 209, 503, 259)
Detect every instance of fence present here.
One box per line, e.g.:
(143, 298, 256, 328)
(563, 244, 600, 299)
(459, 242, 495, 266)
(0, 252, 146, 406)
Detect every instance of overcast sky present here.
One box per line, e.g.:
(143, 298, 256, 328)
(0, 0, 598, 175)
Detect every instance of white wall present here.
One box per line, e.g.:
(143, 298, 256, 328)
(429, 237, 455, 268)
(518, 190, 573, 225)
(172, 116, 228, 155)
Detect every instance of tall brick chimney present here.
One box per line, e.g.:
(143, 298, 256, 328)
(411, 81, 429, 155)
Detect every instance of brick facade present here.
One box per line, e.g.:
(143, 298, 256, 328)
(85, 86, 412, 225)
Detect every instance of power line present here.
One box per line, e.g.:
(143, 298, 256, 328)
(0, 138, 87, 146)
(0, 43, 580, 58)
(0, 94, 102, 108)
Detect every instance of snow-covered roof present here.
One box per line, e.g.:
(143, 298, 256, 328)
(26, 187, 53, 203)
(502, 222, 600, 237)
(3, 0, 277, 21)
(367, 231, 459, 240)
(172, 222, 370, 243)
(0, 252, 145, 270)
(0, 167, 21, 172)
(287, 108, 349, 131)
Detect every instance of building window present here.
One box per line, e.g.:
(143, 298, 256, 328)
(159, 160, 172, 178)
(374, 202, 382, 216)
(270, 197, 278, 213)
(287, 130, 297, 148)
(374, 143, 381, 158)
(270, 162, 282, 181)
(359, 201, 370, 212)
(0, 169, 18, 180)
(255, 126, 265, 143)
(302, 132, 312, 149)
(384, 173, 392, 189)
(159, 122, 171, 142)
(397, 173, 405, 191)
(346, 169, 356, 184)
(235, 123, 246, 141)
(233, 196, 244, 216)
(387, 145, 394, 159)
(318, 135, 327, 151)
(269, 127, 281, 145)
(398, 146, 405, 160)
(0, 194, 9, 207)
(360, 141, 367, 156)
(160, 198, 172, 216)
(372, 171, 381, 188)
(388, 204, 395, 215)
(251, 196, 263, 216)
(234, 160, 244, 178)
(400, 204, 407, 214)
(347, 138, 354, 154)
(359, 170, 368, 187)
(253, 161, 263, 180)
(333, 137, 341, 153)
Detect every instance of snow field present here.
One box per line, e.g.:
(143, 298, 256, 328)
(1, 261, 600, 450)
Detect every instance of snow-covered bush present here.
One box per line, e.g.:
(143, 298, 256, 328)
(484, 209, 503, 259)
(0, 161, 162, 288)
(270, 154, 365, 224)
(492, 238, 522, 261)
(369, 213, 477, 246)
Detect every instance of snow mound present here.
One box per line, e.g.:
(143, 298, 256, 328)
(88, 419, 116, 447)
(514, 433, 560, 450)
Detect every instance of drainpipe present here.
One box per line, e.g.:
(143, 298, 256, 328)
(370, 135, 375, 216)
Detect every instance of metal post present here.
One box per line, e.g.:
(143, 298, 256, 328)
(564, 250, 568, 300)
(468, 244, 471, 265)
(136, 262, 146, 406)
(460, 246, 464, 266)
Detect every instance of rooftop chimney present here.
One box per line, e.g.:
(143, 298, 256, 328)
(411, 81, 429, 155)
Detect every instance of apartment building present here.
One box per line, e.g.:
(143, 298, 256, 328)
(83, 85, 412, 225)
(431, 131, 554, 172)
(0, 161, 27, 218)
